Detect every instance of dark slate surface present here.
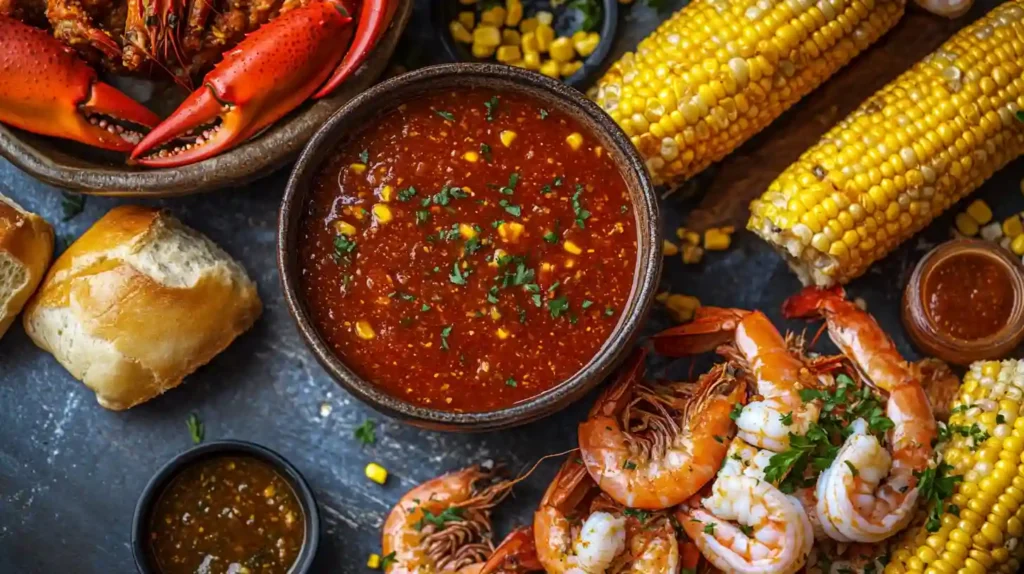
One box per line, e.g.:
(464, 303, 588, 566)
(1, 1, 1021, 572)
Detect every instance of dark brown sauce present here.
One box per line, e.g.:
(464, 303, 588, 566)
(924, 252, 1015, 341)
(148, 456, 304, 574)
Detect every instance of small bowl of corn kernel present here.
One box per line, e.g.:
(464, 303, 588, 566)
(435, 0, 618, 90)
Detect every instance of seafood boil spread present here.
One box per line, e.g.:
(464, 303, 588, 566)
(9, 0, 1024, 573)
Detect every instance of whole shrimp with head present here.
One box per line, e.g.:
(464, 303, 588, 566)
(679, 437, 814, 574)
(577, 348, 746, 510)
(382, 464, 515, 573)
(784, 286, 938, 544)
(652, 307, 824, 453)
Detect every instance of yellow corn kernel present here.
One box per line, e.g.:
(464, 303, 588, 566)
(956, 212, 980, 237)
(560, 61, 583, 78)
(574, 32, 600, 57)
(349, 163, 367, 174)
(333, 220, 356, 236)
(355, 320, 375, 340)
(662, 240, 679, 256)
(496, 45, 522, 63)
(564, 240, 582, 255)
(463, 150, 479, 162)
(480, 6, 506, 26)
(1004, 215, 1023, 239)
(449, 21, 473, 43)
(521, 32, 538, 52)
(549, 37, 575, 62)
(535, 24, 555, 52)
(682, 244, 704, 264)
(458, 11, 474, 29)
(500, 130, 517, 147)
(704, 228, 732, 251)
(665, 294, 700, 323)
(966, 200, 993, 225)
(459, 223, 477, 239)
(372, 203, 392, 224)
(489, 306, 501, 321)
(472, 43, 497, 59)
(519, 17, 538, 34)
(498, 222, 525, 243)
(566, 132, 583, 151)
(496, 327, 510, 339)
(505, 0, 522, 26)
(367, 554, 381, 569)
(539, 59, 560, 79)
(655, 291, 669, 304)
(1012, 234, 1024, 256)
(380, 185, 394, 202)
(522, 50, 541, 70)
(473, 25, 501, 48)
(365, 463, 388, 485)
(501, 29, 521, 46)
(535, 10, 553, 25)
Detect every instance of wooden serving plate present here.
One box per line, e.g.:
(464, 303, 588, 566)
(0, 0, 414, 197)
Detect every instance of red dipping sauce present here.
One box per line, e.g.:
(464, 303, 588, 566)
(298, 89, 637, 412)
(925, 252, 1014, 340)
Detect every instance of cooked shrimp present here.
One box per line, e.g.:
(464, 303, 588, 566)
(653, 308, 822, 452)
(479, 526, 543, 574)
(383, 464, 514, 574)
(533, 458, 679, 573)
(784, 286, 938, 543)
(577, 349, 746, 510)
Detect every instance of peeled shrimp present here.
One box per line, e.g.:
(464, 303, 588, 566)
(577, 349, 745, 510)
(785, 286, 938, 543)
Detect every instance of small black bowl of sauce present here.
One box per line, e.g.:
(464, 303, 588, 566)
(132, 441, 319, 574)
(903, 239, 1024, 365)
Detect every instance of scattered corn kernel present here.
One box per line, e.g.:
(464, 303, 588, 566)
(499, 130, 517, 147)
(372, 203, 392, 224)
(519, 17, 538, 34)
(365, 462, 388, 485)
(498, 221, 525, 243)
(505, 0, 523, 26)
(563, 240, 582, 255)
(472, 43, 497, 58)
(489, 306, 502, 321)
(496, 327, 510, 339)
(574, 32, 600, 57)
(704, 228, 732, 251)
(521, 31, 538, 52)
(501, 29, 521, 46)
(380, 185, 394, 202)
(566, 132, 583, 151)
(665, 294, 701, 323)
(349, 163, 367, 174)
(480, 6, 506, 26)
(333, 220, 356, 236)
(549, 37, 575, 62)
(535, 10, 553, 25)
(966, 200, 993, 225)
(955, 212, 980, 237)
(662, 240, 679, 256)
(459, 223, 477, 239)
(560, 61, 583, 77)
(458, 11, 475, 29)
(539, 59, 560, 79)
(980, 221, 1003, 242)
(1012, 234, 1024, 256)
(367, 554, 381, 569)
(355, 320, 375, 340)
(522, 50, 541, 70)
(682, 244, 704, 264)
(473, 25, 502, 48)
(655, 291, 670, 304)
(535, 24, 555, 52)
(496, 45, 522, 63)
(449, 21, 473, 43)
(1003, 215, 1023, 238)
(490, 248, 507, 266)
(463, 150, 480, 162)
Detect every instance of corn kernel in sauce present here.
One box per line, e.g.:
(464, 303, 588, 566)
(298, 89, 637, 412)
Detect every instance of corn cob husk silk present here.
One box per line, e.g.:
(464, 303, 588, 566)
(885, 359, 1024, 574)
(749, 0, 1024, 286)
(590, 0, 906, 186)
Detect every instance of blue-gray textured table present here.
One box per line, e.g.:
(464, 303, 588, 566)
(1, 1, 1019, 572)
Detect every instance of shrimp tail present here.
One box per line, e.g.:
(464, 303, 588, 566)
(480, 525, 543, 573)
(781, 285, 846, 319)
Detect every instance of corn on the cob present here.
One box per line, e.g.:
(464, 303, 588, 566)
(749, 1, 1024, 286)
(886, 359, 1024, 574)
(590, 0, 906, 186)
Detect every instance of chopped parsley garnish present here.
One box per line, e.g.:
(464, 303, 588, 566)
(465, 237, 482, 254)
(764, 424, 839, 493)
(449, 263, 469, 286)
(359, 149, 369, 163)
(730, 403, 744, 421)
(420, 303, 431, 312)
(531, 293, 543, 307)
(505, 377, 517, 387)
(416, 210, 430, 224)
(539, 108, 549, 120)
(414, 506, 463, 531)
(440, 325, 453, 350)
(484, 96, 499, 121)
(582, 300, 593, 309)
(916, 462, 963, 532)
(499, 199, 522, 217)
(622, 460, 637, 470)
(388, 291, 416, 302)
(604, 306, 615, 317)
(623, 508, 650, 523)
(572, 184, 591, 228)
(548, 281, 561, 292)
(397, 186, 417, 201)
(333, 235, 357, 265)
(354, 419, 376, 445)
(186, 413, 204, 444)
(738, 524, 754, 537)
(435, 110, 455, 121)
(499, 172, 520, 195)
(543, 230, 558, 243)
(950, 404, 970, 415)
(780, 411, 794, 426)
(480, 143, 492, 162)
(569, 0, 601, 32)
(940, 422, 989, 445)
(548, 296, 569, 318)
(487, 286, 500, 304)
(380, 552, 397, 569)
(703, 522, 716, 535)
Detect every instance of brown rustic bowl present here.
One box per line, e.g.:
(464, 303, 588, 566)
(278, 63, 661, 432)
(0, 0, 413, 197)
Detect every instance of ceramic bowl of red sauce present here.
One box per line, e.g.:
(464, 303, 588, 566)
(278, 63, 660, 431)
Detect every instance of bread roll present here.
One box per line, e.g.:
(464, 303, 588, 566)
(0, 193, 53, 340)
(23, 206, 262, 410)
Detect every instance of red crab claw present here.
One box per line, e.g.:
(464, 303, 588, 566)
(312, 0, 397, 99)
(130, 0, 355, 167)
(0, 16, 159, 152)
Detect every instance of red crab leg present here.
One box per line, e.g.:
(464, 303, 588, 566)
(0, 16, 159, 152)
(130, 0, 355, 167)
(312, 0, 396, 99)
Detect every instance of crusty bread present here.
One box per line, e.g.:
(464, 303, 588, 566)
(23, 206, 262, 410)
(0, 193, 54, 340)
